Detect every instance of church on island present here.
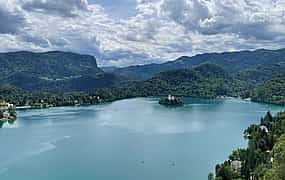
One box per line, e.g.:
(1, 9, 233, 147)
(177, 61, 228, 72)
(168, 95, 176, 101)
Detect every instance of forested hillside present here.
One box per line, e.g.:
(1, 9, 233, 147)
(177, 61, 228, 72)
(110, 48, 285, 80)
(251, 77, 285, 105)
(0, 51, 124, 91)
(213, 111, 285, 180)
(133, 63, 248, 98)
(1, 49, 285, 106)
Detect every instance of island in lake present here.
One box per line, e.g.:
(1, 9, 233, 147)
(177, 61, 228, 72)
(159, 95, 184, 106)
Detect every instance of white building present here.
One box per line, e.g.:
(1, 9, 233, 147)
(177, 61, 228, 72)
(231, 160, 242, 173)
(168, 95, 172, 101)
(168, 95, 176, 101)
(0, 102, 15, 110)
(260, 125, 269, 133)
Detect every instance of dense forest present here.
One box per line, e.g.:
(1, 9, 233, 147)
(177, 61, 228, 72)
(1, 49, 285, 107)
(0, 84, 142, 107)
(0, 63, 247, 107)
(133, 63, 249, 98)
(0, 51, 124, 91)
(250, 77, 285, 105)
(212, 111, 285, 180)
(1, 62, 285, 107)
(108, 48, 285, 80)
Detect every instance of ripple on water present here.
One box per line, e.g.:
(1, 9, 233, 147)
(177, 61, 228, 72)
(1, 98, 284, 180)
(0, 168, 8, 175)
(2, 122, 18, 129)
(29, 142, 56, 156)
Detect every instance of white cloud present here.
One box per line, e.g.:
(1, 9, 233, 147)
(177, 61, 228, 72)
(160, 0, 210, 31)
(21, 0, 89, 17)
(0, 0, 284, 66)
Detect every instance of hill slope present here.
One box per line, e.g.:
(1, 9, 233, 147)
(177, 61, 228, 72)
(251, 77, 285, 105)
(122, 63, 248, 98)
(0, 51, 102, 78)
(237, 62, 285, 83)
(112, 48, 285, 80)
(0, 51, 123, 92)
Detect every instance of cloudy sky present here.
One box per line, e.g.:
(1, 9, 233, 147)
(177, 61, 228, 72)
(0, 0, 285, 67)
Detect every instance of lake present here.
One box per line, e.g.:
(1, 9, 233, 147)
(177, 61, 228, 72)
(0, 98, 284, 180)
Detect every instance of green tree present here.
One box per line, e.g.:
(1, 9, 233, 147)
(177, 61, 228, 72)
(208, 172, 214, 180)
(216, 162, 234, 180)
(0, 110, 4, 119)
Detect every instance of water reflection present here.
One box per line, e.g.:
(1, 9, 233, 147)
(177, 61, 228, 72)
(0, 98, 284, 180)
(95, 98, 229, 134)
(0, 118, 16, 128)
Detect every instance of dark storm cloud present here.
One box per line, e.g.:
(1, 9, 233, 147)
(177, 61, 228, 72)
(160, 0, 285, 41)
(0, 5, 24, 34)
(22, 0, 89, 17)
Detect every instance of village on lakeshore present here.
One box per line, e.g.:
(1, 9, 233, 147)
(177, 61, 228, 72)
(0, 101, 17, 127)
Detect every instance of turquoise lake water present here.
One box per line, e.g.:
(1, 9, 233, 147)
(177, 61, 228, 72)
(0, 98, 284, 180)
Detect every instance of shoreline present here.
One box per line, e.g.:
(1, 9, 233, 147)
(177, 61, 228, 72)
(13, 96, 285, 112)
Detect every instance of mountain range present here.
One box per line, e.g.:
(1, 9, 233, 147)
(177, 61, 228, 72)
(0, 48, 285, 106)
(105, 48, 285, 80)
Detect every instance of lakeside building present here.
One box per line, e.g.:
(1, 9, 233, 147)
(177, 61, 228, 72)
(260, 125, 269, 133)
(0, 101, 15, 110)
(231, 160, 242, 173)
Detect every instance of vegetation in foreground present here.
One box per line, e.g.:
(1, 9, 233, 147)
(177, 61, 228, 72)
(211, 111, 285, 180)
